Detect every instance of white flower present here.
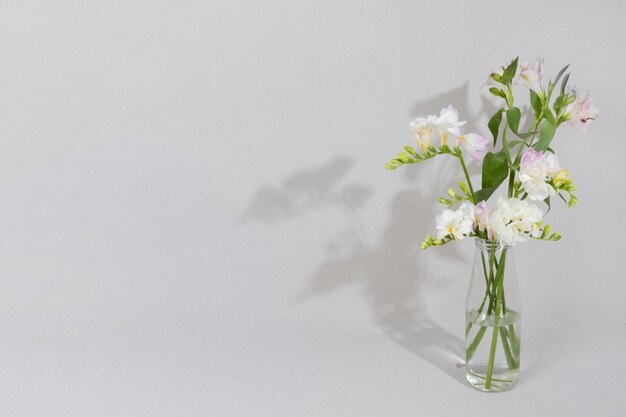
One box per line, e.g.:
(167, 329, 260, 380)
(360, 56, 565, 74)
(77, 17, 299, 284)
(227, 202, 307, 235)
(410, 115, 437, 151)
(458, 201, 475, 223)
(488, 196, 544, 246)
(435, 202, 475, 240)
(410, 105, 488, 159)
(518, 175, 554, 201)
(436, 105, 466, 136)
(519, 148, 563, 201)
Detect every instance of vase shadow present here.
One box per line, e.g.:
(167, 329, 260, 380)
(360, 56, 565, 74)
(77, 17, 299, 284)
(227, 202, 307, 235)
(375, 312, 466, 384)
(241, 82, 496, 385)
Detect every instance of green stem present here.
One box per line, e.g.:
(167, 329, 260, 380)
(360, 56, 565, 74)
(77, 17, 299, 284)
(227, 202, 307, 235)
(466, 253, 491, 337)
(485, 251, 507, 390)
(507, 171, 515, 198)
(457, 151, 476, 203)
(501, 128, 515, 198)
(466, 371, 512, 383)
(507, 324, 521, 367)
(500, 326, 515, 370)
(485, 327, 500, 390)
(466, 249, 497, 361)
(466, 326, 487, 359)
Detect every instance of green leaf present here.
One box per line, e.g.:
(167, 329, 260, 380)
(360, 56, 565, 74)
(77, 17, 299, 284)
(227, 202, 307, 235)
(530, 90, 542, 116)
(488, 110, 502, 146)
(502, 57, 519, 84)
(553, 95, 565, 114)
(543, 196, 551, 215)
(515, 131, 535, 139)
(482, 149, 509, 189)
(553, 64, 570, 87)
(474, 187, 497, 203)
(476, 149, 509, 202)
(534, 119, 556, 151)
(560, 73, 570, 96)
(489, 87, 507, 99)
(542, 108, 556, 125)
(506, 107, 521, 133)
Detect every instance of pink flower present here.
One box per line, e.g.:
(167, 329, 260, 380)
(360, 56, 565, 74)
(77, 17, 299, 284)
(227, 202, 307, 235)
(521, 148, 543, 166)
(481, 65, 505, 89)
(474, 201, 494, 239)
(515, 56, 544, 94)
(565, 90, 599, 133)
(455, 133, 489, 160)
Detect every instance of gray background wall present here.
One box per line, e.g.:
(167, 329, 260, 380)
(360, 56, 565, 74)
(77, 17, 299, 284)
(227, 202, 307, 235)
(1, 0, 624, 415)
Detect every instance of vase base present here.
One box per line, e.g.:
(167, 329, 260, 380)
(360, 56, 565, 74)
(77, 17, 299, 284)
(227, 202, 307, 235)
(465, 369, 519, 392)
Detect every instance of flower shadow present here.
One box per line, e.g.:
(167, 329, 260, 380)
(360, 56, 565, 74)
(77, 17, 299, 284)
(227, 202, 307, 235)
(241, 82, 496, 385)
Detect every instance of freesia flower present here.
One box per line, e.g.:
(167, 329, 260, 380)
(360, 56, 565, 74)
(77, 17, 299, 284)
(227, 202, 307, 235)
(475, 201, 493, 239)
(519, 148, 563, 200)
(436, 105, 466, 133)
(436, 105, 466, 146)
(564, 90, 599, 132)
(410, 105, 488, 160)
(488, 196, 544, 246)
(520, 147, 543, 166)
(435, 202, 475, 240)
(410, 115, 437, 151)
(458, 202, 475, 224)
(455, 133, 490, 160)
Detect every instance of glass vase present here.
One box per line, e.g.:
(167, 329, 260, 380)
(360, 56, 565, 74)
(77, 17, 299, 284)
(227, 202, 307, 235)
(465, 238, 521, 392)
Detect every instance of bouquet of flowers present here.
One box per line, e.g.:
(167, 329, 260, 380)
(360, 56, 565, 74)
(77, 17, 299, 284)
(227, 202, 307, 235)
(385, 56, 598, 391)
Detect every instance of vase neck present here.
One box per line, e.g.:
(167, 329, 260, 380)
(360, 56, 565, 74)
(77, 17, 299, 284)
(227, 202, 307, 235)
(474, 238, 510, 251)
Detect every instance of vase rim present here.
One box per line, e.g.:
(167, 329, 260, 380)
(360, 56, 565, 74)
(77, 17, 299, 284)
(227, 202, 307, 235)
(474, 237, 510, 250)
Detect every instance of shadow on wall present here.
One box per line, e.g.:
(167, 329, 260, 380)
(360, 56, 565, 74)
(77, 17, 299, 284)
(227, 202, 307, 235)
(241, 83, 495, 385)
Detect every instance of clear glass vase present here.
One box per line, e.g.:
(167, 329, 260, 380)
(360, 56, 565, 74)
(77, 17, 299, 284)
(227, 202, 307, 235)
(465, 238, 521, 392)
